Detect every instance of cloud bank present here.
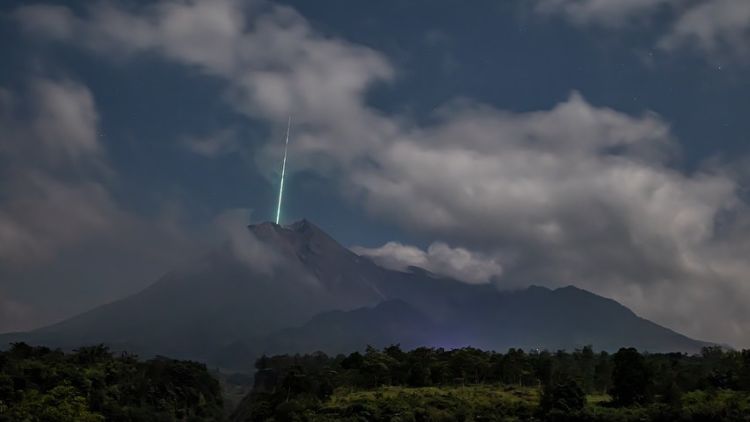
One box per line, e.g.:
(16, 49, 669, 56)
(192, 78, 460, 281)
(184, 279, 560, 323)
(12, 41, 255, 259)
(12, 0, 750, 346)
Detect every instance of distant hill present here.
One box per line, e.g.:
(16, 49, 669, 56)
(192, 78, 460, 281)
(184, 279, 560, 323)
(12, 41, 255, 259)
(0, 220, 711, 370)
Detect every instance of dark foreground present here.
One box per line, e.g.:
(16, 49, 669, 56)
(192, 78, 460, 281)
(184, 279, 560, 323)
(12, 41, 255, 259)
(233, 345, 750, 421)
(0, 343, 223, 421)
(3, 343, 750, 421)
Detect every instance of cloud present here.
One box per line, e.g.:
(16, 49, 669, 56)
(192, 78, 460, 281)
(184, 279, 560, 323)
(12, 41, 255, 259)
(353, 242, 503, 284)
(13, 0, 394, 126)
(0, 173, 121, 264)
(332, 93, 747, 346)
(0, 79, 115, 263)
(0, 78, 210, 332)
(658, 0, 750, 59)
(213, 208, 281, 275)
(13, 0, 750, 347)
(0, 79, 102, 169)
(533, 0, 750, 61)
(30, 79, 103, 161)
(212, 209, 324, 289)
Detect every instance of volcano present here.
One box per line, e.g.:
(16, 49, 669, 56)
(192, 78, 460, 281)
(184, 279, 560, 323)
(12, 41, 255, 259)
(0, 220, 710, 370)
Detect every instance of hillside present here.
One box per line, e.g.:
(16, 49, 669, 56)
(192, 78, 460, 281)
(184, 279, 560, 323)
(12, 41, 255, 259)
(0, 220, 710, 368)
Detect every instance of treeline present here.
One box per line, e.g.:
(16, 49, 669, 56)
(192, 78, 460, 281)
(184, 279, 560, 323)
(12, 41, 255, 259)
(234, 345, 750, 421)
(0, 343, 223, 421)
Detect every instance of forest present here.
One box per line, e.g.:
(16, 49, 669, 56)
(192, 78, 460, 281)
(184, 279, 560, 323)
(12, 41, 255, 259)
(232, 345, 750, 421)
(5, 342, 750, 421)
(0, 343, 223, 421)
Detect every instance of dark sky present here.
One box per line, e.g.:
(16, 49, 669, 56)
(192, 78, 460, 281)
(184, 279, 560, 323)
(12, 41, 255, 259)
(1, 0, 750, 347)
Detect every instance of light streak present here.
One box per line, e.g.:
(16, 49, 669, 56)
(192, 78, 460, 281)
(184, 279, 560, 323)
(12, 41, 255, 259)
(275, 116, 291, 224)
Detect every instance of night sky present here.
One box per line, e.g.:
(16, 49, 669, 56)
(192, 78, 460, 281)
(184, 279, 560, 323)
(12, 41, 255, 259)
(2, 0, 750, 347)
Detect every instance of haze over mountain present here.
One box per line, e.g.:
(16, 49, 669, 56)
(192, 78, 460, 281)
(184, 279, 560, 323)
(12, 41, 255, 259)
(0, 220, 709, 370)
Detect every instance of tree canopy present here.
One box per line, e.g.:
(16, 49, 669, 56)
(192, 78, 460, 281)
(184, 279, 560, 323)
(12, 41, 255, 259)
(0, 343, 223, 422)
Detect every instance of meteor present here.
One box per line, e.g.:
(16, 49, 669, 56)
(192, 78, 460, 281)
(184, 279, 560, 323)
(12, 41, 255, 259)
(275, 116, 291, 225)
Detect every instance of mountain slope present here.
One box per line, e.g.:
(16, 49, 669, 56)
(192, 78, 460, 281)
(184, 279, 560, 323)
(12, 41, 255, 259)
(3, 221, 387, 360)
(261, 299, 439, 355)
(0, 219, 711, 365)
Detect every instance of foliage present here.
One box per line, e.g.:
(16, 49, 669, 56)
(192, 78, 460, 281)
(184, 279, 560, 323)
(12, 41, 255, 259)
(6, 341, 750, 421)
(232, 345, 750, 421)
(610, 347, 652, 405)
(540, 379, 586, 416)
(0, 343, 223, 421)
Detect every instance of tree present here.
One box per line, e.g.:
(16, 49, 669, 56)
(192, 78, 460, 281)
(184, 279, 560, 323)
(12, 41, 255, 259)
(530, 350, 553, 387)
(0, 373, 13, 404)
(593, 351, 612, 394)
(341, 351, 364, 370)
(574, 346, 596, 393)
(540, 379, 586, 415)
(0, 345, 223, 421)
(447, 348, 490, 384)
(403, 347, 437, 387)
(360, 346, 397, 387)
(384, 344, 407, 385)
(501, 348, 528, 385)
(611, 347, 653, 406)
(8, 385, 104, 422)
(739, 350, 750, 391)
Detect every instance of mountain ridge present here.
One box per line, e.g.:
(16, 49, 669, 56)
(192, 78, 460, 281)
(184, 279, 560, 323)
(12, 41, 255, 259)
(0, 219, 712, 370)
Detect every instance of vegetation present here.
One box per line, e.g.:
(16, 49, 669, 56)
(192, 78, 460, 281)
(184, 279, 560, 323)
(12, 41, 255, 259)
(0, 343, 223, 422)
(233, 345, 750, 421)
(5, 341, 750, 421)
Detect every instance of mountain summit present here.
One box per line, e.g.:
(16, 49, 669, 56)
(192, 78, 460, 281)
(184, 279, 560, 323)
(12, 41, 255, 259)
(1, 220, 710, 370)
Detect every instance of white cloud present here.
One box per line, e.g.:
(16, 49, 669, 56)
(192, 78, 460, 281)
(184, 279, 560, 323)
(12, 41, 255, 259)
(0, 79, 103, 169)
(533, 0, 750, 61)
(14, 0, 394, 126)
(13, 0, 750, 347)
(213, 208, 281, 275)
(30, 79, 102, 161)
(0, 79, 209, 332)
(353, 241, 503, 285)
(659, 0, 750, 59)
(0, 79, 115, 263)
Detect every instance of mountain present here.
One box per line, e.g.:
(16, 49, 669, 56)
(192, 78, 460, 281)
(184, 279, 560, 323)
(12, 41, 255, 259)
(0, 219, 711, 369)
(0, 220, 386, 361)
(260, 299, 439, 356)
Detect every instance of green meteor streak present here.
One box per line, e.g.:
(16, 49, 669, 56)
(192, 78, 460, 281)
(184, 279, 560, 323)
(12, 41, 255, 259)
(275, 116, 291, 224)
